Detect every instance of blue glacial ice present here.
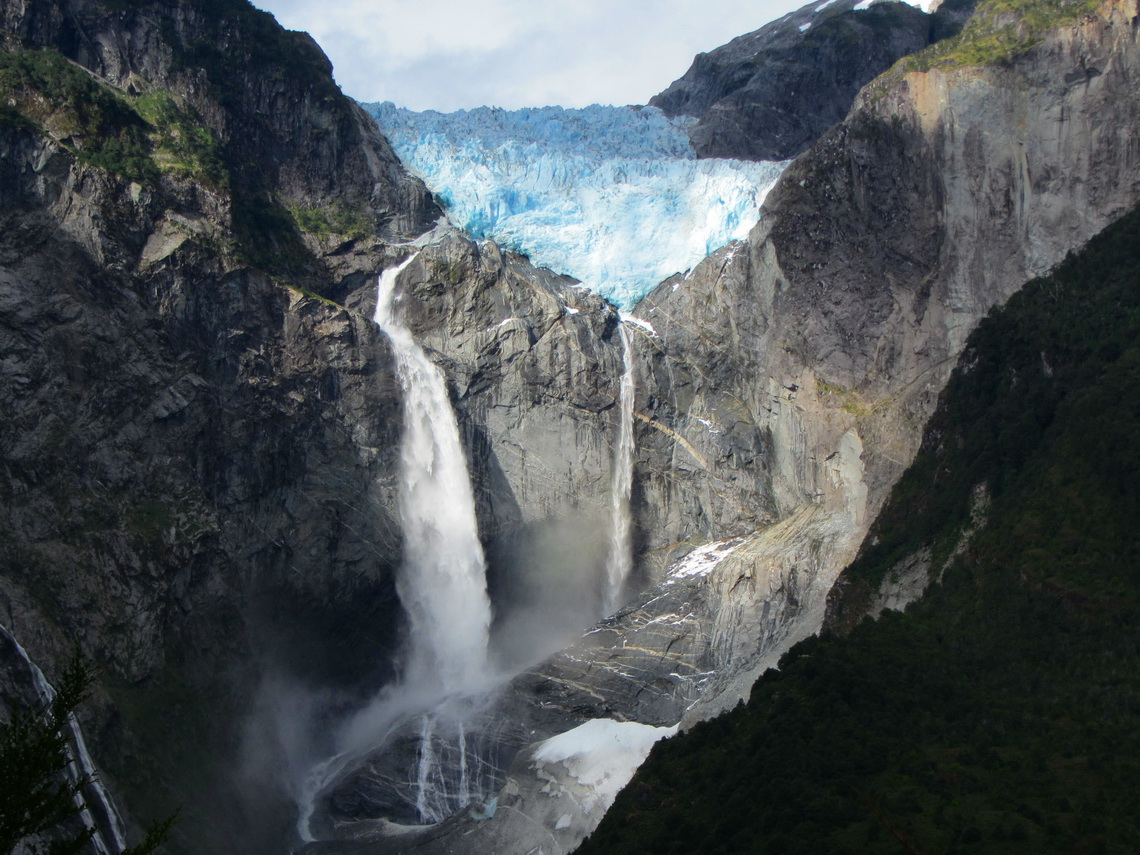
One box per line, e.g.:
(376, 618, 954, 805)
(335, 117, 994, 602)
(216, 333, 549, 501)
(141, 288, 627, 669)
(367, 103, 788, 309)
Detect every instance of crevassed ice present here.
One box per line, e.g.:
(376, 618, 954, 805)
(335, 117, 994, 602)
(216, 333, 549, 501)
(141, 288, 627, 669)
(368, 103, 788, 309)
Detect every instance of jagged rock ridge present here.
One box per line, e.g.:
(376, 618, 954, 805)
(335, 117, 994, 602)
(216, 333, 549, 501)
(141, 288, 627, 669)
(651, 0, 977, 160)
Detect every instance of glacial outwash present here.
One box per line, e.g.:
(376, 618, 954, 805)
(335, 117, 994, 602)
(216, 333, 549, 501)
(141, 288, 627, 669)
(0, 0, 1138, 853)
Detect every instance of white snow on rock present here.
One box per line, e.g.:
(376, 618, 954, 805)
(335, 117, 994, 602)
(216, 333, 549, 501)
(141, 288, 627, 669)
(532, 719, 678, 815)
(621, 313, 658, 338)
(369, 103, 787, 309)
(666, 537, 746, 584)
(855, 0, 937, 10)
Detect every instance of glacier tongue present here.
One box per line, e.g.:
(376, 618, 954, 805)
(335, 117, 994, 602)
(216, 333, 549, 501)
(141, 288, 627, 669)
(368, 103, 788, 309)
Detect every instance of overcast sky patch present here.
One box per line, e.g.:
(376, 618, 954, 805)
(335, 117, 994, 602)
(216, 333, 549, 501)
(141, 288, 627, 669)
(253, 0, 807, 110)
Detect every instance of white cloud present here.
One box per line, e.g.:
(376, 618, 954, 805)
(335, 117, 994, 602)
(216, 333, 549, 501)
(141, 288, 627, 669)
(253, 0, 808, 110)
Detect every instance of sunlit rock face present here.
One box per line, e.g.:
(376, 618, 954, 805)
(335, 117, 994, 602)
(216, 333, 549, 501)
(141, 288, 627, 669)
(366, 103, 787, 308)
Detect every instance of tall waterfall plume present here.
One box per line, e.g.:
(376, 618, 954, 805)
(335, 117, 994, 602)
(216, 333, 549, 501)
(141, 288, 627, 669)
(604, 321, 636, 614)
(374, 254, 493, 694)
(297, 255, 496, 837)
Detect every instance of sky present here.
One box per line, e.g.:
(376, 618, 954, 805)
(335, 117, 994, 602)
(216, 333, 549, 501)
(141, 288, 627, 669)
(252, 0, 808, 112)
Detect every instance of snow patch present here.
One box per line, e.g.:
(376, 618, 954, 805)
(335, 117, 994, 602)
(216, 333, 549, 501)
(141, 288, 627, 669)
(621, 314, 658, 338)
(799, 21, 812, 31)
(854, 0, 934, 10)
(532, 719, 678, 812)
(369, 103, 788, 310)
(666, 537, 746, 584)
(694, 417, 722, 434)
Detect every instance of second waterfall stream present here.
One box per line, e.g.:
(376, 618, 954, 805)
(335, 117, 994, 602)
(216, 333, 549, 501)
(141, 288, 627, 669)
(604, 320, 636, 614)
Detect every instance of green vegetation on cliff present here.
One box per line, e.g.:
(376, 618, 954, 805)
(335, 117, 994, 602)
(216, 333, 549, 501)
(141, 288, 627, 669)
(895, 0, 1101, 72)
(577, 205, 1140, 855)
(0, 48, 156, 180)
(0, 47, 226, 187)
(0, 39, 359, 279)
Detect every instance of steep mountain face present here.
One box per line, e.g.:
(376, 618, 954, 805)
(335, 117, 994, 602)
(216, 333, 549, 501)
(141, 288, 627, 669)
(571, 0, 1140, 848)
(651, 0, 975, 160)
(578, 199, 1140, 855)
(602, 0, 1140, 706)
(0, 0, 435, 242)
(302, 0, 1140, 850)
(0, 2, 640, 851)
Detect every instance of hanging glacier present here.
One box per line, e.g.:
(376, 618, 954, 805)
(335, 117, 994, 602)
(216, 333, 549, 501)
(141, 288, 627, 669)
(366, 103, 788, 308)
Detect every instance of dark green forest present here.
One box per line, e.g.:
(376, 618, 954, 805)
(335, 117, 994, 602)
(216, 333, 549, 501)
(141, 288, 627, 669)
(578, 205, 1140, 855)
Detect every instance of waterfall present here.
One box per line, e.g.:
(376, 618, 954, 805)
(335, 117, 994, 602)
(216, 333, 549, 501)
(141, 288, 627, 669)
(374, 253, 496, 820)
(297, 254, 495, 837)
(604, 321, 636, 614)
(414, 715, 436, 821)
(0, 625, 127, 855)
(374, 254, 493, 694)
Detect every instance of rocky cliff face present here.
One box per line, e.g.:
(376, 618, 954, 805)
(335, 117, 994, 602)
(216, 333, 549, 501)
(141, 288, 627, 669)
(651, 0, 975, 161)
(0, 1, 641, 849)
(0, 0, 435, 242)
(627, 0, 1140, 705)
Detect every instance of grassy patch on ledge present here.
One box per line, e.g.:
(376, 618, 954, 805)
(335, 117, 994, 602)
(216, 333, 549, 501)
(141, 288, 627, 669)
(0, 47, 156, 179)
(288, 203, 372, 240)
(892, 0, 1102, 73)
(817, 378, 874, 417)
(134, 90, 228, 190)
(0, 47, 227, 188)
